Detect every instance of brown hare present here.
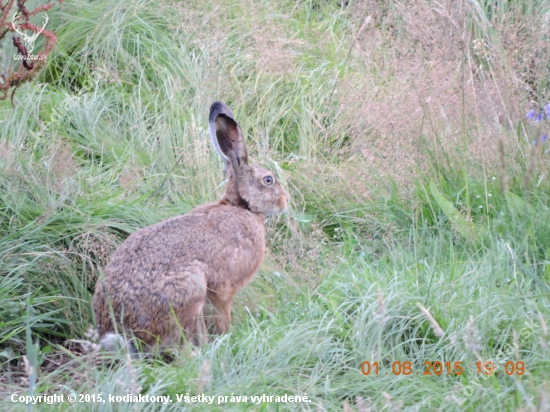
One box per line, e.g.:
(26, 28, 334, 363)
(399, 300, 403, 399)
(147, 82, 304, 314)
(93, 102, 289, 353)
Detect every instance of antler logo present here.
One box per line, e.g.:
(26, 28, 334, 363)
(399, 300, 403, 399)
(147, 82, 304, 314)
(12, 11, 49, 54)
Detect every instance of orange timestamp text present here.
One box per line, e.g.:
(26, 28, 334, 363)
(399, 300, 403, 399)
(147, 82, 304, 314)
(361, 360, 525, 376)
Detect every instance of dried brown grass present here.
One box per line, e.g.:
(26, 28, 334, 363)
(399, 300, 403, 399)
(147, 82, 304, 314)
(0, 141, 17, 171)
(243, 0, 297, 75)
(118, 162, 143, 193)
(50, 142, 75, 178)
(337, 0, 549, 188)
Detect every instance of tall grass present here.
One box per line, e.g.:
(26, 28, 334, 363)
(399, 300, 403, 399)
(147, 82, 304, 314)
(1, 0, 550, 410)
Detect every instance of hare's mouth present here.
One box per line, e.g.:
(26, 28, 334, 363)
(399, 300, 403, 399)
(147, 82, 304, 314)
(265, 200, 288, 216)
(265, 210, 287, 224)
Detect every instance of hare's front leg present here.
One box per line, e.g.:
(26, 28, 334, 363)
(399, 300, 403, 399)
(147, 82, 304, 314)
(195, 314, 208, 346)
(168, 266, 209, 347)
(207, 287, 238, 334)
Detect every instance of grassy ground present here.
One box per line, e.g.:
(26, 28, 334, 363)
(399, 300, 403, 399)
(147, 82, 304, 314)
(1, 0, 550, 410)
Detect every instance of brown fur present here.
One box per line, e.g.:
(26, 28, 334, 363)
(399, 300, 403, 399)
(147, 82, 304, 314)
(93, 102, 288, 350)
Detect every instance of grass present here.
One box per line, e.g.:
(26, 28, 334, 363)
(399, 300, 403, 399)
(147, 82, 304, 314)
(1, 0, 550, 410)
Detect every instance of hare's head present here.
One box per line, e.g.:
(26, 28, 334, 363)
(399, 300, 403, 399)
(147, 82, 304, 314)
(209, 102, 289, 216)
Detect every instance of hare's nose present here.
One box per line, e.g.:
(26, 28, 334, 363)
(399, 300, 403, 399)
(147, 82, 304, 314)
(283, 188, 290, 200)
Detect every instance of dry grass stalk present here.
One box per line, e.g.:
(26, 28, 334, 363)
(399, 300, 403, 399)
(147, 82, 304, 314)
(416, 302, 444, 338)
(375, 289, 387, 324)
(343, 400, 352, 412)
(82, 326, 101, 358)
(19, 355, 34, 387)
(195, 360, 211, 394)
(523, 121, 544, 189)
(497, 135, 508, 195)
(513, 330, 520, 360)
(535, 385, 548, 412)
(381, 391, 402, 410)
(80, 326, 101, 378)
(540, 311, 548, 337)
(116, 353, 142, 394)
(463, 315, 482, 355)
(355, 396, 372, 412)
(539, 311, 548, 350)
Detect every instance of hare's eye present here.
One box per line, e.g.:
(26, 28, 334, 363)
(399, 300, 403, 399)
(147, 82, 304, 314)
(263, 176, 274, 185)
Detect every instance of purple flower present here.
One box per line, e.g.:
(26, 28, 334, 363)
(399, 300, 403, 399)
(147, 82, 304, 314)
(526, 104, 550, 122)
(531, 134, 547, 145)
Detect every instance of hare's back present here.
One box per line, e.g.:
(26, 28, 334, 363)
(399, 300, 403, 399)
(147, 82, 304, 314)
(105, 203, 265, 281)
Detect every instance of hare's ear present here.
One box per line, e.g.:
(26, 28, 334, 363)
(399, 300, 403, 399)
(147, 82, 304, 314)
(208, 102, 248, 171)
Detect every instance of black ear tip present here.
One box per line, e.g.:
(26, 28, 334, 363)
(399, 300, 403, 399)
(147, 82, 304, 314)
(209, 101, 235, 123)
(210, 101, 224, 113)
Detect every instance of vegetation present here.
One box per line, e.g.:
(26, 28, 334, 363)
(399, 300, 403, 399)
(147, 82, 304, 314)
(1, 0, 549, 410)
